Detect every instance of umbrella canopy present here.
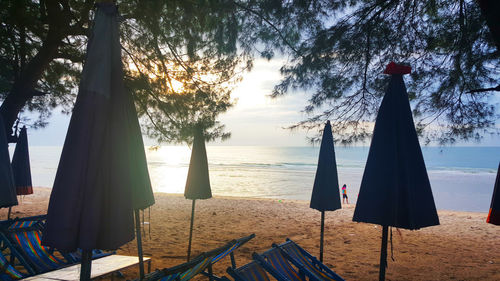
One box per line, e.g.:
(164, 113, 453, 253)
(184, 127, 212, 200)
(0, 115, 17, 209)
(43, 2, 154, 253)
(353, 62, 439, 281)
(353, 62, 439, 229)
(184, 127, 212, 261)
(310, 120, 341, 211)
(11, 126, 33, 195)
(309, 120, 341, 262)
(487, 163, 500, 225)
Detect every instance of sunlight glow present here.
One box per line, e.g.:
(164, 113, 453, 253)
(230, 59, 284, 109)
(169, 78, 184, 93)
(145, 146, 191, 193)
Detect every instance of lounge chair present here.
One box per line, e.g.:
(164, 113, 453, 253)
(0, 225, 69, 274)
(0, 251, 25, 281)
(226, 259, 289, 281)
(4, 215, 47, 229)
(274, 239, 344, 281)
(0, 236, 38, 281)
(0, 216, 113, 272)
(252, 248, 303, 281)
(137, 241, 235, 281)
(203, 234, 255, 281)
(64, 248, 113, 263)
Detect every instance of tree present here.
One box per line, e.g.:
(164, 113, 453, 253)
(245, 0, 500, 144)
(2, 1, 499, 145)
(0, 0, 259, 143)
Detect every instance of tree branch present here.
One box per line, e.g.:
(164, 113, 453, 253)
(467, 85, 500, 93)
(232, 1, 299, 55)
(31, 89, 49, 96)
(54, 51, 85, 62)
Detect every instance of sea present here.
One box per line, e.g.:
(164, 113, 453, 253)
(18, 146, 499, 213)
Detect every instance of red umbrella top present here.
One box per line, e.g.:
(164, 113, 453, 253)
(353, 62, 439, 230)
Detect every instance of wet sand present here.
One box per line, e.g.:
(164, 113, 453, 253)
(2, 187, 500, 281)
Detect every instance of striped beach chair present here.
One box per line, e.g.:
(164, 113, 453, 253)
(0, 237, 36, 281)
(1, 215, 113, 274)
(1, 223, 69, 274)
(226, 259, 289, 281)
(137, 243, 232, 281)
(253, 248, 303, 281)
(203, 234, 255, 281)
(274, 239, 344, 281)
(0, 251, 24, 281)
(5, 215, 46, 230)
(64, 248, 113, 263)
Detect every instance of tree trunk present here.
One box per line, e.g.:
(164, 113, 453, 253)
(0, 31, 62, 140)
(478, 0, 500, 53)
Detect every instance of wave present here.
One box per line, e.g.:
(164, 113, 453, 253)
(147, 160, 496, 174)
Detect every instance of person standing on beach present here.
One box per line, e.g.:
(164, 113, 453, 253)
(342, 184, 349, 204)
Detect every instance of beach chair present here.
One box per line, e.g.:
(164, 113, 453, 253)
(136, 243, 233, 281)
(226, 259, 289, 281)
(1, 216, 113, 271)
(0, 224, 69, 274)
(273, 239, 344, 281)
(138, 254, 209, 281)
(0, 239, 37, 281)
(253, 248, 303, 281)
(2, 215, 47, 230)
(0, 250, 25, 281)
(64, 248, 114, 263)
(202, 234, 255, 281)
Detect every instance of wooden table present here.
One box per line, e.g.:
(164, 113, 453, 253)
(23, 255, 151, 281)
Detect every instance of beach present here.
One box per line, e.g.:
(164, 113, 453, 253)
(2, 188, 499, 281)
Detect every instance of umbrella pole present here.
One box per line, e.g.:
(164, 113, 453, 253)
(80, 249, 92, 281)
(7, 207, 12, 220)
(320, 210, 325, 262)
(187, 199, 196, 261)
(135, 209, 145, 280)
(379, 225, 388, 281)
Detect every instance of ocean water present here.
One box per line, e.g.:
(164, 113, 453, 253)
(18, 146, 499, 213)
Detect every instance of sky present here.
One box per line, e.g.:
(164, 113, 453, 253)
(25, 58, 500, 147)
(27, 58, 315, 146)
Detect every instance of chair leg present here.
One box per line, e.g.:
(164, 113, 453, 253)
(208, 263, 214, 281)
(230, 252, 236, 269)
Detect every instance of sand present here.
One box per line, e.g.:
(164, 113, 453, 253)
(2, 187, 500, 281)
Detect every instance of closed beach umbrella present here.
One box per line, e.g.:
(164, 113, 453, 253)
(0, 115, 17, 213)
(185, 127, 212, 261)
(310, 120, 341, 262)
(353, 62, 439, 281)
(486, 163, 500, 225)
(12, 126, 33, 195)
(42, 2, 154, 280)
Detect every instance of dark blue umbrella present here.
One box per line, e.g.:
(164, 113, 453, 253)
(310, 120, 341, 262)
(184, 127, 212, 261)
(353, 62, 439, 281)
(42, 3, 154, 280)
(486, 163, 500, 225)
(0, 115, 17, 215)
(12, 126, 33, 196)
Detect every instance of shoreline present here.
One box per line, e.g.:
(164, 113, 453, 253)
(17, 186, 492, 214)
(2, 188, 499, 280)
(22, 146, 499, 213)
